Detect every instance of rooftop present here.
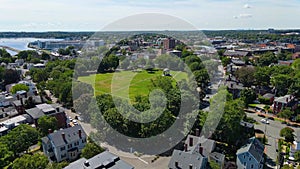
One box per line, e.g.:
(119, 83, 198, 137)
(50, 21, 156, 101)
(64, 151, 134, 169)
(45, 125, 87, 147)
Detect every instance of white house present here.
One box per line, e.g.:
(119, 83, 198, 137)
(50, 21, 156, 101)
(41, 125, 87, 162)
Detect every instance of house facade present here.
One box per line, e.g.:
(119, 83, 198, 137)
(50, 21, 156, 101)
(41, 125, 87, 162)
(272, 95, 298, 114)
(236, 137, 264, 169)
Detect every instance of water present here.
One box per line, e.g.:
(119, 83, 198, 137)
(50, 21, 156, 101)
(0, 38, 62, 55)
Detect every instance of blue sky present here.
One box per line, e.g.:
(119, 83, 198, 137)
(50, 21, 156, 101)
(0, 0, 299, 31)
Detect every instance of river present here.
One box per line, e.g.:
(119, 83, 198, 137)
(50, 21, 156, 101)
(0, 38, 62, 55)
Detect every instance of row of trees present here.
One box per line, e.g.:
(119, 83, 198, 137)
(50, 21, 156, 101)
(29, 59, 76, 107)
(234, 59, 300, 97)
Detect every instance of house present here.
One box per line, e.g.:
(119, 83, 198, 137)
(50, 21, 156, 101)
(223, 50, 250, 58)
(236, 137, 264, 169)
(0, 114, 30, 136)
(168, 129, 225, 169)
(278, 60, 294, 66)
(41, 125, 87, 162)
(168, 149, 208, 169)
(224, 80, 244, 99)
(262, 93, 275, 104)
(272, 95, 298, 114)
(25, 103, 67, 128)
(64, 151, 134, 169)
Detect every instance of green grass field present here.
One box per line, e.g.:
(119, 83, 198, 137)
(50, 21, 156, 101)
(78, 70, 188, 100)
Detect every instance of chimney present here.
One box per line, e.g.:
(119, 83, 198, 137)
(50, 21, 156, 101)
(195, 128, 200, 137)
(184, 144, 187, 152)
(199, 146, 203, 155)
(78, 129, 82, 139)
(175, 161, 179, 168)
(189, 137, 193, 147)
(48, 129, 53, 134)
(62, 132, 66, 142)
(230, 83, 233, 88)
(25, 92, 27, 98)
(56, 107, 60, 112)
(189, 164, 193, 169)
(17, 94, 20, 100)
(84, 161, 90, 167)
(286, 98, 288, 103)
(20, 98, 23, 105)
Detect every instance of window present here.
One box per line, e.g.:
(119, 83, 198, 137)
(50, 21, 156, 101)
(60, 146, 65, 151)
(249, 157, 251, 161)
(68, 144, 72, 149)
(61, 153, 66, 159)
(251, 164, 253, 168)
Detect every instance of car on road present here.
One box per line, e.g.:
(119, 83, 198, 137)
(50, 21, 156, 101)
(261, 118, 269, 124)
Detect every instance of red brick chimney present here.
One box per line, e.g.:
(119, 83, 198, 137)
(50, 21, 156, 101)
(78, 129, 82, 139)
(199, 146, 203, 156)
(189, 137, 193, 147)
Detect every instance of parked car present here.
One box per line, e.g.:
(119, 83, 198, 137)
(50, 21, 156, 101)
(261, 118, 269, 124)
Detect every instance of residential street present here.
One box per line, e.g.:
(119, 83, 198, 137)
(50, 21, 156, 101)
(246, 112, 299, 169)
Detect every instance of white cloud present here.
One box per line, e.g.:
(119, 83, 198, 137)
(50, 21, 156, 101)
(243, 4, 251, 9)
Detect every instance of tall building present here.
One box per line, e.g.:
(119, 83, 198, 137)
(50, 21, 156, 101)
(163, 38, 176, 50)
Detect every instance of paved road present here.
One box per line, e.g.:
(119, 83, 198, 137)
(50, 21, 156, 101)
(246, 112, 299, 169)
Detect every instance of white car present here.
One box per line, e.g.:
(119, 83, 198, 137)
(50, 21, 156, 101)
(261, 118, 269, 124)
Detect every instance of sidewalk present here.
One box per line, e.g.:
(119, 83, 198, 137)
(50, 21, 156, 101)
(245, 108, 300, 127)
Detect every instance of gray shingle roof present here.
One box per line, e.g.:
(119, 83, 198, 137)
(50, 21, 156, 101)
(209, 152, 225, 164)
(64, 151, 134, 169)
(237, 137, 264, 163)
(46, 125, 86, 147)
(25, 107, 44, 120)
(168, 150, 206, 169)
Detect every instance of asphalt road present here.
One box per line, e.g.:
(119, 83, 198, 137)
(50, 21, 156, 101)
(246, 112, 299, 169)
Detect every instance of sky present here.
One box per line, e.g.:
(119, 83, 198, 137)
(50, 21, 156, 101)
(0, 0, 300, 31)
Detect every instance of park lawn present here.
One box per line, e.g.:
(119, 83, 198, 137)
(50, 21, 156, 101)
(78, 70, 188, 100)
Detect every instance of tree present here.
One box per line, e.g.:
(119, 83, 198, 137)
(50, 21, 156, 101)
(81, 142, 105, 159)
(4, 69, 20, 85)
(41, 52, 51, 60)
(37, 116, 58, 136)
(11, 84, 29, 94)
(12, 154, 48, 169)
(209, 160, 221, 169)
(294, 150, 300, 162)
(257, 52, 277, 66)
(240, 88, 256, 106)
(254, 66, 272, 86)
(0, 124, 39, 156)
(281, 164, 294, 169)
(280, 127, 294, 142)
(45, 162, 69, 169)
(234, 66, 255, 87)
(271, 74, 293, 96)
(277, 109, 293, 121)
(0, 143, 14, 168)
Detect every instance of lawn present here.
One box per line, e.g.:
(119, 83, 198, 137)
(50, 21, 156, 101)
(78, 70, 188, 100)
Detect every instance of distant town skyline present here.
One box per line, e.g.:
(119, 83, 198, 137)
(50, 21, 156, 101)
(1, 0, 300, 31)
